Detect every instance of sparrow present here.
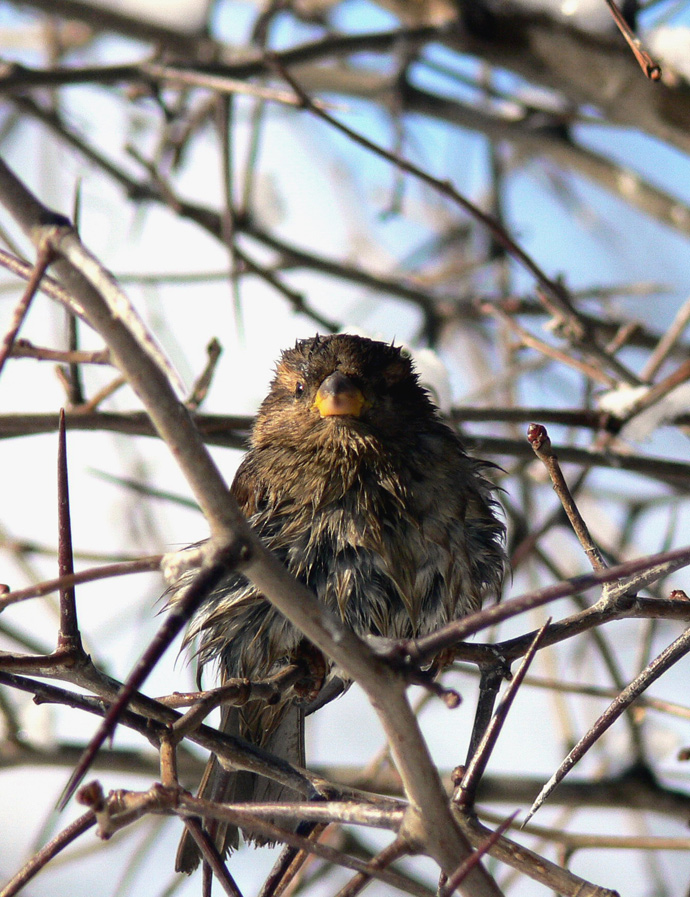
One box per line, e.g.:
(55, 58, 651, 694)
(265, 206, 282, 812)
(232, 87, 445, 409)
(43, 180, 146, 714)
(173, 333, 505, 872)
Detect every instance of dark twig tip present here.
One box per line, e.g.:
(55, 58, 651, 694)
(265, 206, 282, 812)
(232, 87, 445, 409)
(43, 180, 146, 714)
(76, 780, 105, 809)
(451, 765, 465, 786)
(443, 689, 462, 709)
(527, 422, 548, 451)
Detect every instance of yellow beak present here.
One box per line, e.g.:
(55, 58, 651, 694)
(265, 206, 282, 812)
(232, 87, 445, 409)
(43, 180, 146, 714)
(313, 371, 366, 418)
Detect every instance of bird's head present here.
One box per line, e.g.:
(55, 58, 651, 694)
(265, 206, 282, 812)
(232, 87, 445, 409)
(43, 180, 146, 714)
(252, 334, 439, 453)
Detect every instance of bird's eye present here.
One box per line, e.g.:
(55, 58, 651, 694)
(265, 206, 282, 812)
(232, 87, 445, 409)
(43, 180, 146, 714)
(294, 381, 305, 397)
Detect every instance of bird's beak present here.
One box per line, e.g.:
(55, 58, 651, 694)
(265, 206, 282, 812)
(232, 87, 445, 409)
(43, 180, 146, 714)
(313, 371, 366, 418)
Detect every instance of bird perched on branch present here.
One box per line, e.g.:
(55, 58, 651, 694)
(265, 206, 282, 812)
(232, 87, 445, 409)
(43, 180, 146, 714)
(173, 333, 505, 872)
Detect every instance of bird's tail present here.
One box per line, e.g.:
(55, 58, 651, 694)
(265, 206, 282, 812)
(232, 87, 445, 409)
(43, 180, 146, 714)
(175, 703, 305, 874)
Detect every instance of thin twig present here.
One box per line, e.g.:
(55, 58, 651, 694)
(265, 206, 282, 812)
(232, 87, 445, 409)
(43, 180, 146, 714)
(514, 672, 690, 720)
(0, 811, 96, 897)
(216, 95, 244, 339)
(187, 338, 222, 411)
(527, 423, 607, 572)
(457, 621, 550, 808)
(181, 819, 244, 897)
(0, 556, 163, 609)
(480, 806, 690, 851)
(525, 624, 690, 824)
(75, 374, 127, 412)
(9, 339, 110, 364)
(640, 292, 690, 380)
(140, 60, 340, 108)
(440, 813, 518, 897)
(604, 0, 662, 80)
(259, 822, 327, 897)
(333, 838, 409, 897)
(484, 304, 616, 387)
(465, 666, 505, 766)
(0, 241, 54, 378)
(64, 292, 85, 405)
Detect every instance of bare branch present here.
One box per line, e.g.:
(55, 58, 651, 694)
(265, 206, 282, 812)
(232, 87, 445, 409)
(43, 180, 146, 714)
(525, 624, 690, 823)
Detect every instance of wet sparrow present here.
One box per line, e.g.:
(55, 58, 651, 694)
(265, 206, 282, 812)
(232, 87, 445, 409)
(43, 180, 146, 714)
(174, 333, 505, 872)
